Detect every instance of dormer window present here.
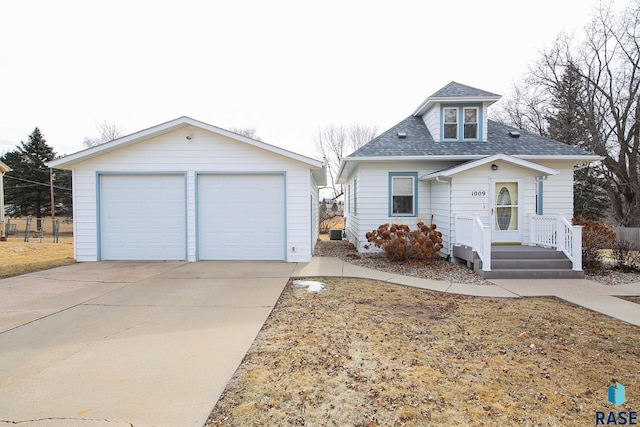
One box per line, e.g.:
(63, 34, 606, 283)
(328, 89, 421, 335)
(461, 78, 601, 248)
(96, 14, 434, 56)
(464, 107, 478, 139)
(441, 105, 481, 141)
(443, 108, 458, 139)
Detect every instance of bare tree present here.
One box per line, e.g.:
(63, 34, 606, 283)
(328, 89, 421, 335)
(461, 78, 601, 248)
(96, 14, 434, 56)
(229, 126, 262, 141)
(314, 123, 377, 199)
(493, 0, 640, 225)
(490, 80, 551, 136)
(83, 121, 125, 148)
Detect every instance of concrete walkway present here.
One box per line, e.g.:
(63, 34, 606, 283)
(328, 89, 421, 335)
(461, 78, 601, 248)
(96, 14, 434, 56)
(293, 257, 640, 326)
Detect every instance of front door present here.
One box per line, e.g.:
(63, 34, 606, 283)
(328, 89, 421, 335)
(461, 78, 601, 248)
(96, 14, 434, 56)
(491, 180, 522, 243)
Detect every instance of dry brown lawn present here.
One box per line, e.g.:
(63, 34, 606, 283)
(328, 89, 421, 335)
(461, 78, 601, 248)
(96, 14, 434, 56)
(0, 219, 75, 278)
(207, 277, 640, 427)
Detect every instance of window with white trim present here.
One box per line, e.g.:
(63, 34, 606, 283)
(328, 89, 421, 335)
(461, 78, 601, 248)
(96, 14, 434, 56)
(442, 105, 481, 141)
(390, 173, 417, 216)
(464, 107, 478, 139)
(443, 107, 458, 139)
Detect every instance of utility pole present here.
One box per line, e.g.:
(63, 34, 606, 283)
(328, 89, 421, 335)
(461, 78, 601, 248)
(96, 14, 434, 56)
(0, 162, 12, 241)
(50, 168, 55, 221)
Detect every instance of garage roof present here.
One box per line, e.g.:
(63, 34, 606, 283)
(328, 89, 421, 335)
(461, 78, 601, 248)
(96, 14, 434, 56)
(49, 116, 325, 183)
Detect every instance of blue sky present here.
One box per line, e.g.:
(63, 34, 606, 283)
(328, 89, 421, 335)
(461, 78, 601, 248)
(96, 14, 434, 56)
(0, 0, 608, 159)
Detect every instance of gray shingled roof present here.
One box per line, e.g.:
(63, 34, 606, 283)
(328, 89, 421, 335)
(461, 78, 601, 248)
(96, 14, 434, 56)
(430, 81, 500, 98)
(348, 116, 595, 158)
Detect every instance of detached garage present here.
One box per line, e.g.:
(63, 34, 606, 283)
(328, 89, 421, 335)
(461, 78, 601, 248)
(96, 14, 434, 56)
(49, 117, 325, 263)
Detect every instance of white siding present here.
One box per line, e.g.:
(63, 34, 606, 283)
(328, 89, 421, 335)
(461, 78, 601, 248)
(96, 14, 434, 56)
(481, 103, 489, 141)
(71, 169, 98, 262)
(430, 179, 451, 255)
(286, 169, 314, 262)
(310, 174, 320, 254)
(343, 161, 454, 252)
(69, 126, 316, 262)
(422, 103, 441, 141)
(343, 158, 577, 254)
(537, 160, 575, 216)
(450, 161, 545, 245)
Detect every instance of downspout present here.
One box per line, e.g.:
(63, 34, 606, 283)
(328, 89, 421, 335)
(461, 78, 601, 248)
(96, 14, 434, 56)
(435, 176, 452, 256)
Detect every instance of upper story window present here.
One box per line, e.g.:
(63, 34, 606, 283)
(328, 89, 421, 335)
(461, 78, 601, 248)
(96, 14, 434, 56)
(464, 107, 478, 139)
(443, 107, 458, 139)
(441, 105, 481, 141)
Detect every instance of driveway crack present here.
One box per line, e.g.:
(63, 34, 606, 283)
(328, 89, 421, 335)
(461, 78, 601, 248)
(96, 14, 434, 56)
(0, 417, 133, 426)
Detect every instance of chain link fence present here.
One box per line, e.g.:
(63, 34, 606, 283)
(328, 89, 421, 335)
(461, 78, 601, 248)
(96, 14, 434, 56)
(4, 217, 73, 243)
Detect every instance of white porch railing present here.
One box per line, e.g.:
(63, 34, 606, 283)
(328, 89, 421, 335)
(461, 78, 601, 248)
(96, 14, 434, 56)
(454, 214, 491, 272)
(455, 214, 583, 272)
(530, 214, 582, 271)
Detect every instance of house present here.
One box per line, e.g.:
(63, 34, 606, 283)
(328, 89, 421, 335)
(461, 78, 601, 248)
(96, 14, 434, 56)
(336, 82, 601, 278)
(49, 117, 325, 262)
(0, 160, 12, 240)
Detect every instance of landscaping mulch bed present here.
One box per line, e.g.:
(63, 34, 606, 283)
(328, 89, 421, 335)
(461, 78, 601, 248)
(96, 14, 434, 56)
(314, 239, 640, 286)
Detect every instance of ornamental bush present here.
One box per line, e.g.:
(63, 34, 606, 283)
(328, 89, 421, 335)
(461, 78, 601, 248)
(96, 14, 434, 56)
(573, 215, 616, 271)
(364, 222, 443, 262)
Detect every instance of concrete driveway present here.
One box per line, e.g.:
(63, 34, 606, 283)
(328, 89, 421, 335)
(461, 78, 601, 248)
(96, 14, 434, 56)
(0, 261, 295, 427)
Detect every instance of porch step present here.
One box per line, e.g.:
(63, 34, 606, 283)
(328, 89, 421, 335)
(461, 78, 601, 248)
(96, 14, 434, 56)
(491, 246, 568, 260)
(454, 245, 585, 279)
(481, 246, 584, 279)
(491, 258, 573, 270)
(479, 269, 585, 280)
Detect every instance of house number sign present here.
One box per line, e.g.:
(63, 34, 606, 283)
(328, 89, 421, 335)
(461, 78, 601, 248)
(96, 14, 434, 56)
(471, 191, 486, 196)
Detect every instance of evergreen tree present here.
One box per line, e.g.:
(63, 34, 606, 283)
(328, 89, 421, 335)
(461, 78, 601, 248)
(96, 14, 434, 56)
(1, 128, 67, 216)
(545, 64, 611, 221)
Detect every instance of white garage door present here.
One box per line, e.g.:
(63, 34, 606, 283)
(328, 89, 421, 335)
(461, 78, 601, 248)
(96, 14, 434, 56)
(100, 174, 186, 260)
(198, 174, 285, 260)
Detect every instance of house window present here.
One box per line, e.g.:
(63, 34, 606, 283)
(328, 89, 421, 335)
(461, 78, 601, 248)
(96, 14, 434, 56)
(464, 107, 478, 139)
(441, 105, 482, 141)
(389, 172, 417, 216)
(443, 107, 458, 139)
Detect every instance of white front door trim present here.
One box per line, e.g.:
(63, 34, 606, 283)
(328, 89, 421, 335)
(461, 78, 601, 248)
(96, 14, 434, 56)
(490, 178, 523, 243)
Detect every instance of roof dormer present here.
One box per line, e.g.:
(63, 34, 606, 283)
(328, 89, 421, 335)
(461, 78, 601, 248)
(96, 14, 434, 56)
(413, 81, 501, 142)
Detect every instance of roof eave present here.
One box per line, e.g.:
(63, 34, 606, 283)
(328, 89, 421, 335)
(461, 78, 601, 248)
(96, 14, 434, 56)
(515, 155, 604, 162)
(0, 161, 12, 173)
(420, 154, 560, 180)
(413, 96, 502, 117)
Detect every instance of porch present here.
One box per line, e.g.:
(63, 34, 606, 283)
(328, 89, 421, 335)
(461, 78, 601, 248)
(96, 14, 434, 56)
(453, 214, 584, 279)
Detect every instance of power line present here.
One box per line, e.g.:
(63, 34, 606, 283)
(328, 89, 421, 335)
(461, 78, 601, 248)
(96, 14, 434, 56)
(4, 174, 72, 191)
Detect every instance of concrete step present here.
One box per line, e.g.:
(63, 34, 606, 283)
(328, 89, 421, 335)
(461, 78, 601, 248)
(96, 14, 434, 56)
(479, 269, 585, 279)
(491, 258, 573, 270)
(455, 244, 583, 279)
(491, 247, 568, 260)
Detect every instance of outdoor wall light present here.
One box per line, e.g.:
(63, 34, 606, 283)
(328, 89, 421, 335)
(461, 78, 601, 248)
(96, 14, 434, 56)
(491, 164, 499, 171)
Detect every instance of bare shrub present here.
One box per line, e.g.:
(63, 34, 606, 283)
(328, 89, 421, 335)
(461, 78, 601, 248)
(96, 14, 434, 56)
(364, 222, 443, 262)
(612, 239, 640, 272)
(573, 216, 616, 271)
